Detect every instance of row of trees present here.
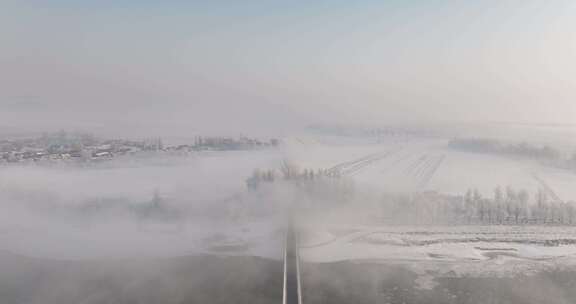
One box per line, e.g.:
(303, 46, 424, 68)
(245, 164, 356, 206)
(448, 137, 576, 173)
(193, 136, 278, 151)
(380, 186, 576, 225)
(246, 162, 346, 191)
(244, 163, 576, 226)
(461, 187, 576, 225)
(449, 138, 561, 160)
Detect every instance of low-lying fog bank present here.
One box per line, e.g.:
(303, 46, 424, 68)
(0, 252, 282, 304)
(3, 251, 575, 304)
(0, 151, 287, 260)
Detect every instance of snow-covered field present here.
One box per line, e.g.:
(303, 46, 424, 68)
(299, 224, 576, 288)
(287, 133, 576, 283)
(285, 134, 576, 201)
(301, 225, 576, 262)
(2, 131, 576, 283)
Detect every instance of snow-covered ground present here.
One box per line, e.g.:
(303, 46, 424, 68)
(299, 224, 576, 288)
(301, 225, 576, 262)
(2, 130, 576, 281)
(287, 133, 576, 284)
(285, 134, 576, 200)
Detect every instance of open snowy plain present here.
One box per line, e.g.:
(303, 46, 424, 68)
(2, 130, 576, 292)
(285, 131, 576, 287)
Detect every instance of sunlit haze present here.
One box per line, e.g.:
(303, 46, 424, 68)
(3, 1, 576, 136)
(4, 2, 576, 304)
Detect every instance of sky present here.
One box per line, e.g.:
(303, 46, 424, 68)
(2, 0, 576, 137)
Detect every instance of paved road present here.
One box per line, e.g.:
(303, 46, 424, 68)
(283, 224, 302, 304)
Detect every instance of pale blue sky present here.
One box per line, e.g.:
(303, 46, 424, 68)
(2, 1, 576, 135)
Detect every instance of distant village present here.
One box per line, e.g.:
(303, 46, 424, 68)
(0, 131, 279, 164)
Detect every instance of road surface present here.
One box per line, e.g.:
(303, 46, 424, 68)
(283, 223, 302, 304)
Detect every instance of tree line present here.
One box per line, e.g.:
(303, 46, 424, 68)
(380, 186, 576, 225)
(449, 138, 561, 160)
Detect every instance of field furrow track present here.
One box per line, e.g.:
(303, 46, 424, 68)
(405, 155, 428, 175)
(413, 155, 437, 178)
(531, 173, 563, 203)
(327, 153, 379, 175)
(402, 154, 445, 189)
(345, 149, 400, 176)
(417, 155, 446, 189)
(379, 153, 413, 174)
(326, 148, 401, 177)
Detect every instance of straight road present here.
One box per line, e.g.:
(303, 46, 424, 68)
(283, 223, 302, 304)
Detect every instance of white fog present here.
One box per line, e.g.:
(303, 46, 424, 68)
(3, 1, 576, 304)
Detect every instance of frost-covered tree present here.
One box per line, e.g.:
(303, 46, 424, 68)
(493, 186, 504, 224)
(535, 188, 549, 224)
(515, 189, 529, 224)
